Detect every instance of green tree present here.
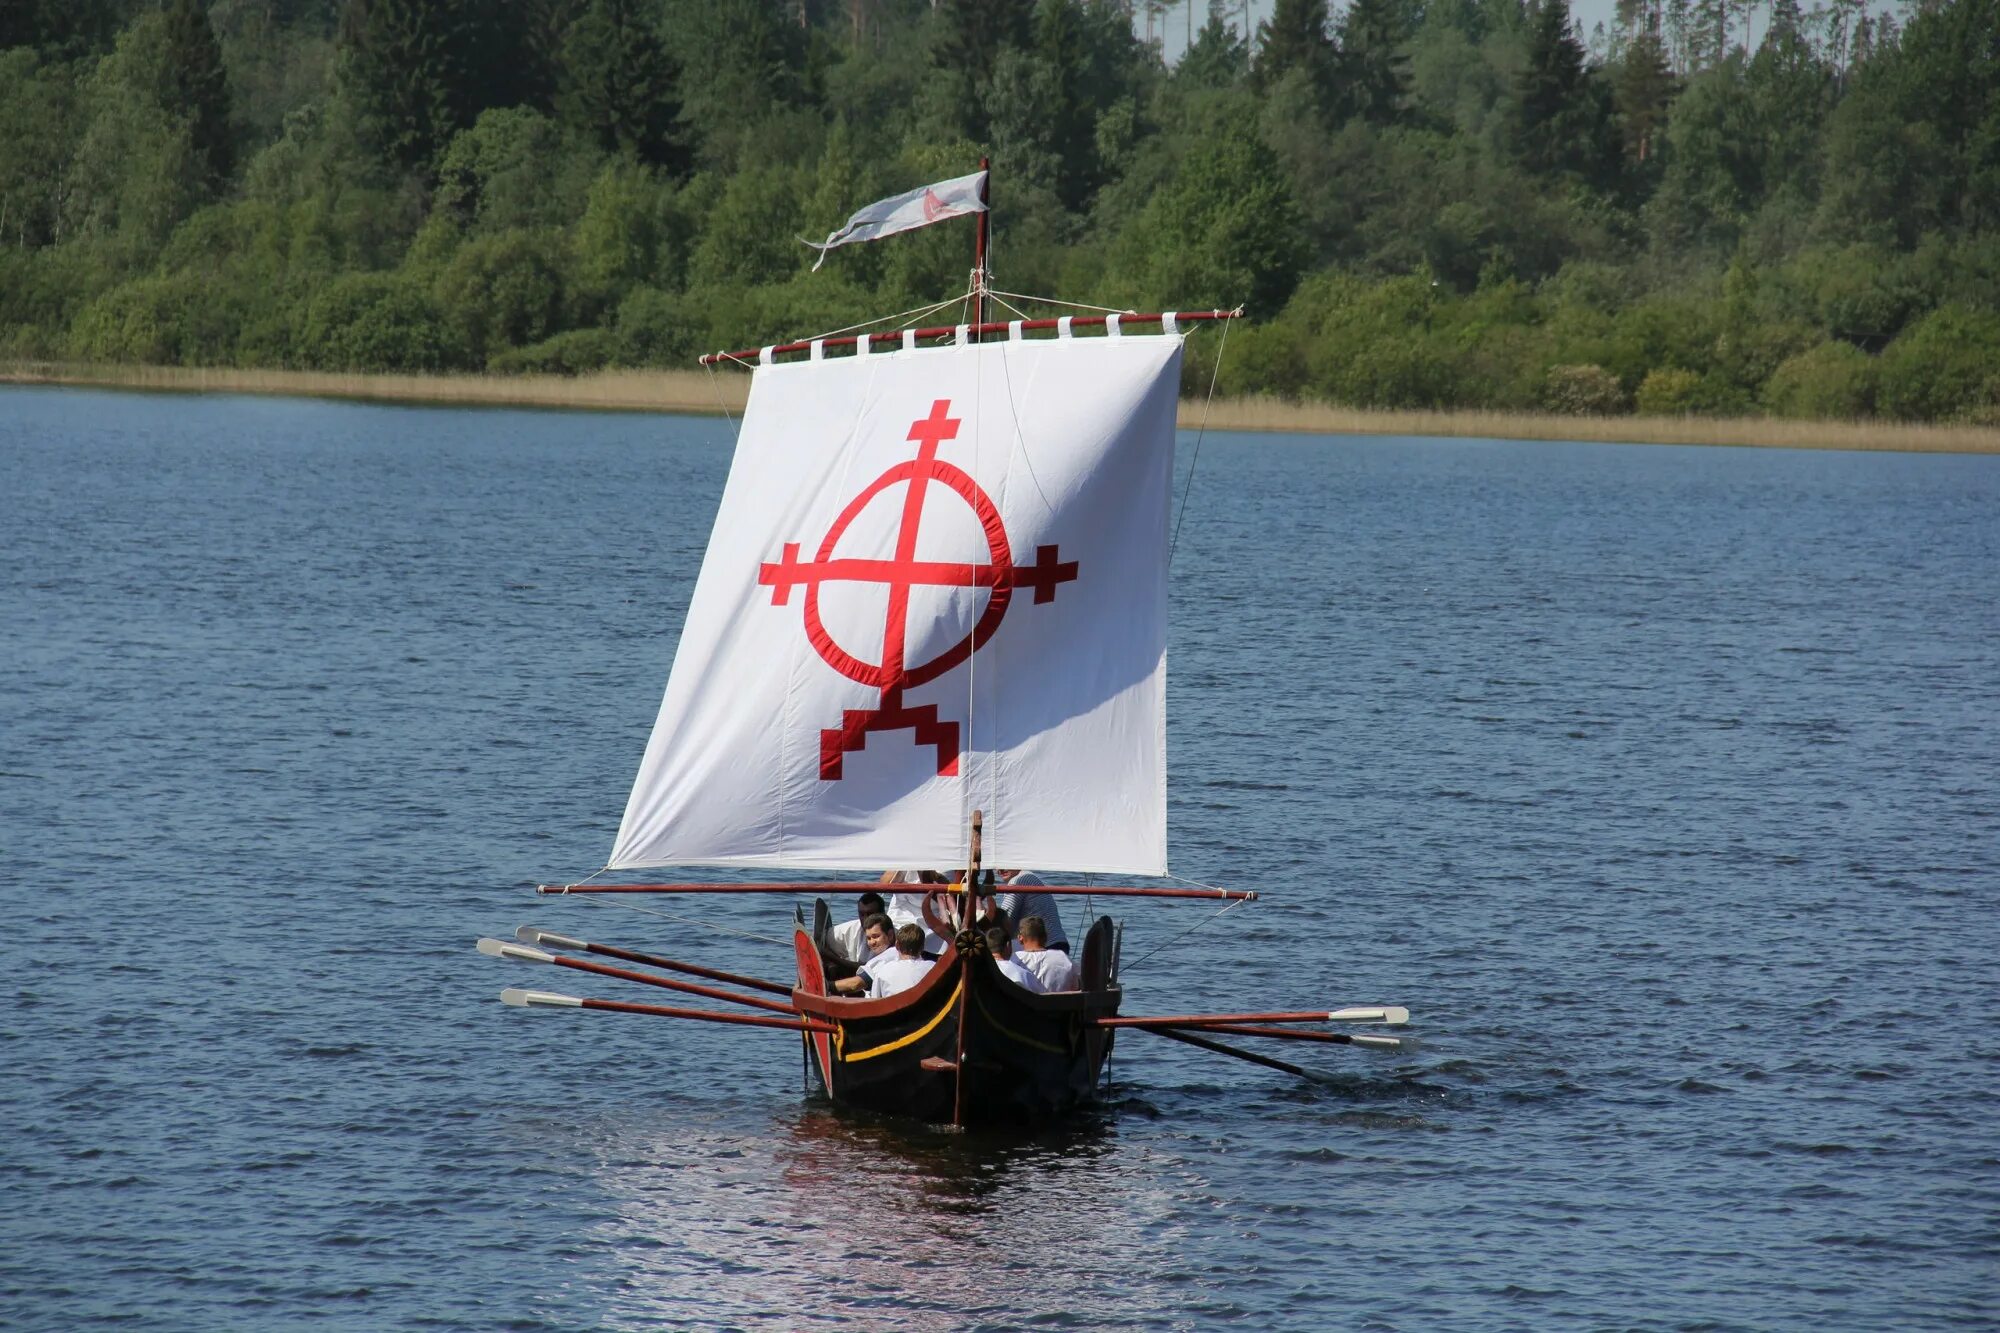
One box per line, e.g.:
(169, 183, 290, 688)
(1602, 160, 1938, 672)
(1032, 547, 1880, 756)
(1511, 0, 1617, 187)
(556, 0, 688, 172)
(434, 107, 598, 233)
(0, 50, 81, 247)
(337, 0, 488, 173)
(1612, 30, 1674, 167)
(160, 0, 233, 194)
(1120, 131, 1308, 316)
(1254, 0, 1339, 115)
(1178, 9, 1249, 89)
(1338, 0, 1416, 125)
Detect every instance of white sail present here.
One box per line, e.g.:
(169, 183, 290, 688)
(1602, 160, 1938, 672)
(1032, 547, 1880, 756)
(608, 333, 1180, 875)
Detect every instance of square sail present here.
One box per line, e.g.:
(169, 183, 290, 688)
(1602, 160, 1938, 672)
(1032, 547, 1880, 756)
(609, 334, 1180, 875)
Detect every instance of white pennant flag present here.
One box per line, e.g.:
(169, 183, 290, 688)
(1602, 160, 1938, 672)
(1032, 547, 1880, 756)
(806, 170, 988, 270)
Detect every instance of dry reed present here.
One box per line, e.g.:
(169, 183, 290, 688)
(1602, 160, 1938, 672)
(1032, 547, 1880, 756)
(6, 361, 1996, 454)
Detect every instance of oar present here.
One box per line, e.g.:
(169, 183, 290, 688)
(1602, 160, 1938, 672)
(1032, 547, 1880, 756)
(1142, 1026, 1316, 1078)
(1164, 1022, 1405, 1050)
(477, 939, 799, 1016)
(514, 926, 792, 997)
(500, 988, 833, 1033)
(1090, 1006, 1409, 1029)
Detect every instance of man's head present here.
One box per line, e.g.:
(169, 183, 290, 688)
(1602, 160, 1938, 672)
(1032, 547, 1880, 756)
(855, 891, 886, 921)
(894, 923, 925, 958)
(1017, 915, 1048, 950)
(860, 913, 895, 956)
(983, 926, 1013, 959)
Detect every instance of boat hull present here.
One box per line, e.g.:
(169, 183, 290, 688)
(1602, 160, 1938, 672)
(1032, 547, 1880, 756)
(792, 921, 1120, 1127)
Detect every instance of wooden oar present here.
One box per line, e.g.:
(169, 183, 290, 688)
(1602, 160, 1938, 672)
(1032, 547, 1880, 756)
(515, 926, 792, 997)
(500, 988, 833, 1033)
(1142, 1026, 1316, 1078)
(1164, 1022, 1405, 1051)
(1089, 1006, 1409, 1029)
(478, 939, 800, 1015)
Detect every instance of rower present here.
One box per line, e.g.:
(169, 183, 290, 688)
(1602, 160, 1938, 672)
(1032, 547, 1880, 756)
(827, 891, 888, 966)
(856, 923, 933, 999)
(880, 870, 948, 956)
(1014, 915, 1077, 992)
(985, 926, 1046, 993)
(830, 914, 897, 994)
(985, 869, 1069, 954)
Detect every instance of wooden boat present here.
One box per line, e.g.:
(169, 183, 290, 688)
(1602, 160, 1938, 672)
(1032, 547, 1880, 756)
(480, 163, 1410, 1127)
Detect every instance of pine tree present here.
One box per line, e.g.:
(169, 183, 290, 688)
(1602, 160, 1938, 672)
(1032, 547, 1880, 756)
(931, 0, 1034, 136)
(1513, 0, 1618, 187)
(338, 0, 487, 173)
(1178, 9, 1248, 88)
(1614, 29, 1675, 164)
(1253, 0, 1338, 112)
(556, 0, 685, 172)
(160, 0, 234, 194)
(1338, 0, 1414, 125)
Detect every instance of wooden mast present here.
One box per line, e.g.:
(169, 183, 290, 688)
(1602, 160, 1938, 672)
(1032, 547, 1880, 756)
(952, 807, 984, 1125)
(971, 156, 990, 341)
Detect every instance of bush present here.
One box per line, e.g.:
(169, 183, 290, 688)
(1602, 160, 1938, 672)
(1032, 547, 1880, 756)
(1635, 366, 1702, 414)
(1542, 363, 1629, 415)
(1214, 319, 1309, 399)
(1876, 304, 2000, 421)
(1762, 341, 1878, 419)
(66, 273, 239, 364)
(487, 327, 620, 375)
(296, 272, 467, 371)
(430, 229, 570, 364)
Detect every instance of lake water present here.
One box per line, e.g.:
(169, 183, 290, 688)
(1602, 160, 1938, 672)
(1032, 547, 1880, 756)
(4, 385, 1996, 1331)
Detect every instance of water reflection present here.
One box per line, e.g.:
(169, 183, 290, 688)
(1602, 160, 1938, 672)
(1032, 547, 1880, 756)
(579, 1099, 1188, 1331)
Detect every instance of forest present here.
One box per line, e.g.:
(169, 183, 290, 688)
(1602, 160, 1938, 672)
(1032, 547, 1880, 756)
(0, 0, 1995, 421)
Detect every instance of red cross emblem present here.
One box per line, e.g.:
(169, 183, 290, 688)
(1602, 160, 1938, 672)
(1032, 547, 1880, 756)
(759, 399, 1078, 779)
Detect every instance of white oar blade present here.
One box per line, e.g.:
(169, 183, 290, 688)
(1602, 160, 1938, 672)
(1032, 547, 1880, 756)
(500, 988, 584, 1008)
(1351, 1033, 1408, 1051)
(516, 925, 588, 951)
(1327, 1006, 1410, 1026)
(478, 937, 555, 964)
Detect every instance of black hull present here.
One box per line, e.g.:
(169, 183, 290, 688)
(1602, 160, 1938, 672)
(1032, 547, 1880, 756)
(792, 920, 1120, 1127)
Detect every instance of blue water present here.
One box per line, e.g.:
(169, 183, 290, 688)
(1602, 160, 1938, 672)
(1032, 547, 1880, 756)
(4, 386, 1996, 1330)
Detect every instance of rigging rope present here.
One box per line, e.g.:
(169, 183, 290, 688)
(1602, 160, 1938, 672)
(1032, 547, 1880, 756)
(1169, 312, 1231, 570)
(1119, 893, 1251, 973)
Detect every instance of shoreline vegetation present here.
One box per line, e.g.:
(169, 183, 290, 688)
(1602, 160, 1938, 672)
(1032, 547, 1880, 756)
(4, 4, 1998, 448)
(7, 360, 1995, 454)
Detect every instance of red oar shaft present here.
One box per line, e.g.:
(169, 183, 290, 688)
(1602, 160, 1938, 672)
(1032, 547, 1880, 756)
(577, 996, 834, 1032)
(1089, 1011, 1342, 1029)
(549, 955, 801, 1016)
(1161, 1023, 1357, 1045)
(564, 937, 793, 997)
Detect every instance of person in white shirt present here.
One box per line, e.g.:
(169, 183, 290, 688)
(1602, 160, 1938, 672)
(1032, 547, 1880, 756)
(983, 869, 1068, 954)
(1014, 915, 1079, 992)
(830, 914, 897, 994)
(827, 892, 888, 966)
(854, 923, 934, 999)
(880, 870, 949, 956)
(985, 926, 1046, 993)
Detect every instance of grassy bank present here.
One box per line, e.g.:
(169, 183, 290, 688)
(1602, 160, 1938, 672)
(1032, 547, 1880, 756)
(6, 360, 1998, 454)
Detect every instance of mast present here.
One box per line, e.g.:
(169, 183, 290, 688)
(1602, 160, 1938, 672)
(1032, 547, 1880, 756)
(971, 156, 990, 341)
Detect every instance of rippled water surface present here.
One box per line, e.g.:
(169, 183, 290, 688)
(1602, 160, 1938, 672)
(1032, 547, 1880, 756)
(4, 386, 1996, 1330)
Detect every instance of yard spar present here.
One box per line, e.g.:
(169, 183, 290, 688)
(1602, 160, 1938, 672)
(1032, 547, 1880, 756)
(478, 162, 1412, 1126)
